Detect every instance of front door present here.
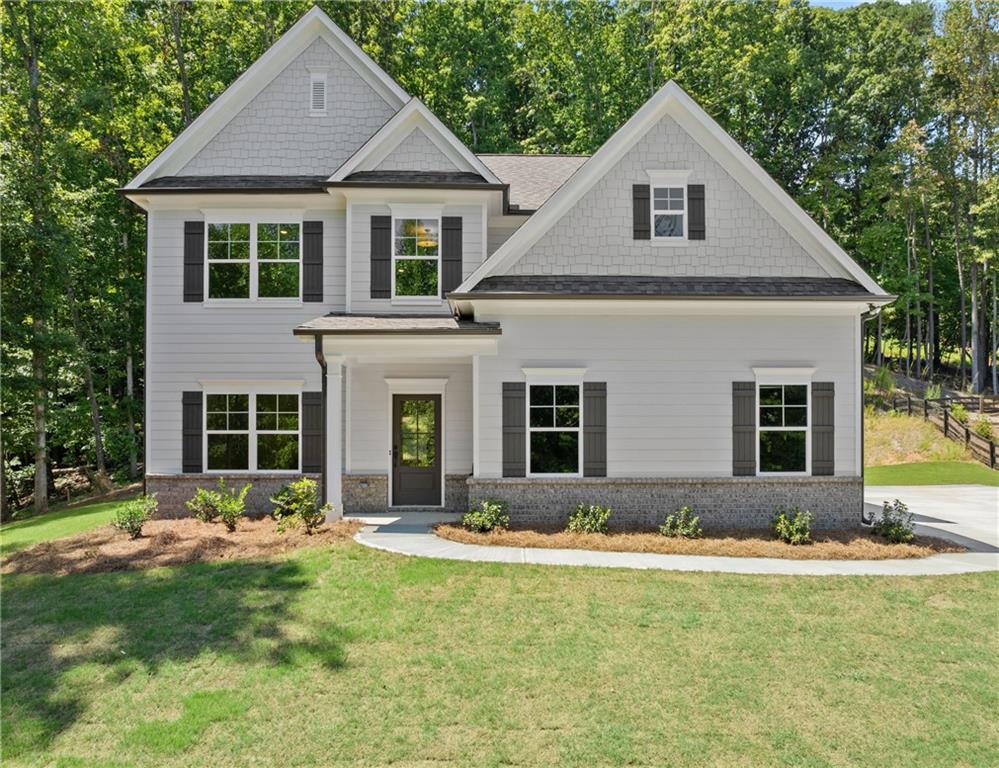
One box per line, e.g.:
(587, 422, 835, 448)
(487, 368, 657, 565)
(392, 394, 442, 506)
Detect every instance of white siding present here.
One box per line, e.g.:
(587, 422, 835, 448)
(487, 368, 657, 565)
(350, 203, 484, 314)
(347, 361, 473, 475)
(487, 217, 526, 256)
(474, 312, 860, 478)
(146, 207, 344, 473)
(373, 127, 460, 172)
(180, 38, 396, 176)
(508, 115, 830, 277)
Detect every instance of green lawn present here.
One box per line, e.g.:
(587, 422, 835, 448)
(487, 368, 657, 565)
(866, 461, 999, 487)
(3, 538, 997, 766)
(0, 497, 135, 556)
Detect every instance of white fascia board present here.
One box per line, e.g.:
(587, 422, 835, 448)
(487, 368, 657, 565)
(454, 297, 878, 318)
(131, 192, 342, 212)
(127, 7, 408, 189)
(456, 80, 886, 297)
(329, 98, 502, 183)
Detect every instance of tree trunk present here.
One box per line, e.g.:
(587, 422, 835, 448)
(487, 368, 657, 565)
(171, 2, 193, 127)
(971, 258, 982, 393)
(921, 196, 936, 376)
(126, 352, 139, 480)
(876, 312, 884, 367)
(32, 326, 48, 514)
(954, 203, 968, 388)
(66, 281, 107, 479)
(992, 268, 998, 395)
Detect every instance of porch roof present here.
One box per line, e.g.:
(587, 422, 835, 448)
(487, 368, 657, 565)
(294, 313, 501, 336)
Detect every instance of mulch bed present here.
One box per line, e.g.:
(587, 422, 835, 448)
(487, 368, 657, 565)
(2, 517, 363, 576)
(433, 524, 965, 561)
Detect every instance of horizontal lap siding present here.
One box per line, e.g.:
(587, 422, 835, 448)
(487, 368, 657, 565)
(146, 208, 345, 474)
(474, 313, 858, 478)
(347, 361, 473, 475)
(350, 204, 483, 314)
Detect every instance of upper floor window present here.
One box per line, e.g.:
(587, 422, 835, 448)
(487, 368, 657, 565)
(653, 186, 685, 238)
(393, 218, 440, 299)
(206, 221, 301, 301)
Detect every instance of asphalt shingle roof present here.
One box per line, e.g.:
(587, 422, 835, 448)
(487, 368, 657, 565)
(294, 313, 501, 335)
(477, 154, 589, 211)
(138, 175, 328, 192)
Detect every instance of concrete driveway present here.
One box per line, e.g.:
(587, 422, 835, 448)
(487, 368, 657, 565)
(864, 484, 998, 553)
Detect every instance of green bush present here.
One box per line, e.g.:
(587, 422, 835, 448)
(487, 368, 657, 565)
(872, 499, 915, 544)
(924, 382, 942, 401)
(186, 486, 219, 523)
(112, 494, 158, 539)
(772, 507, 813, 545)
(462, 499, 509, 532)
(660, 506, 702, 538)
(950, 403, 969, 424)
(271, 477, 327, 534)
(215, 478, 250, 532)
(973, 417, 994, 441)
(566, 504, 612, 534)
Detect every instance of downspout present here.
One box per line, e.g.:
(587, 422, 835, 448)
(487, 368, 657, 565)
(859, 303, 883, 526)
(314, 335, 328, 506)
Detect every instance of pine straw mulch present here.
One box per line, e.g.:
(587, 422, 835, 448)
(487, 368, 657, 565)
(2, 517, 363, 576)
(433, 524, 965, 561)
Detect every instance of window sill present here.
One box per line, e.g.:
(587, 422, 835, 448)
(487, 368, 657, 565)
(648, 238, 690, 247)
(202, 299, 304, 308)
(527, 473, 584, 479)
(757, 471, 811, 477)
(202, 469, 302, 475)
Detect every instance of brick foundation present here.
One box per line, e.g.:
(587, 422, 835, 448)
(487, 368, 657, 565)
(343, 474, 469, 515)
(466, 476, 864, 530)
(146, 474, 321, 518)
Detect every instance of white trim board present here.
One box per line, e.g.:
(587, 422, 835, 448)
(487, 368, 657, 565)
(456, 80, 885, 296)
(127, 6, 408, 188)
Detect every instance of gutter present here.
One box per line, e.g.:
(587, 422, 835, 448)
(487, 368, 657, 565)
(447, 292, 898, 303)
(858, 302, 889, 526)
(314, 335, 328, 506)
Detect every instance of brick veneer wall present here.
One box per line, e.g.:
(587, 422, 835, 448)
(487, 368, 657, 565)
(342, 474, 469, 515)
(146, 474, 322, 518)
(466, 476, 864, 530)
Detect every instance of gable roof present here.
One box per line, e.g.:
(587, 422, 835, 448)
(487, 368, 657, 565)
(126, 7, 408, 189)
(457, 81, 886, 297)
(329, 98, 502, 184)
(477, 154, 589, 211)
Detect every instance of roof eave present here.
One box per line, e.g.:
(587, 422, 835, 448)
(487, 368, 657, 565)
(448, 292, 896, 303)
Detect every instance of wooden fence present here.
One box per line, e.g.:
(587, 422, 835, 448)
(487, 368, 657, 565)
(887, 394, 999, 470)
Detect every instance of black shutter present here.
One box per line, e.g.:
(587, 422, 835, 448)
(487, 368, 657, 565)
(633, 184, 650, 240)
(302, 221, 323, 302)
(688, 184, 705, 240)
(301, 391, 323, 473)
(502, 383, 526, 477)
(183, 221, 204, 302)
(812, 382, 835, 476)
(441, 216, 463, 297)
(732, 382, 756, 476)
(370, 215, 392, 298)
(583, 382, 607, 477)
(182, 391, 203, 473)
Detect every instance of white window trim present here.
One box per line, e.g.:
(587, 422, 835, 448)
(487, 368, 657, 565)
(525, 378, 584, 479)
(202, 385, 303, 475)
(203, 212, 304, 306)
(755, 381, 811, 477)
(309, 69, 327, 116)
(647, 170, 691, 245)
(389, 206, 444, 304)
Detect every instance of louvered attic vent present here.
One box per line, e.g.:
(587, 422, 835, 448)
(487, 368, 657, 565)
(309, 72, 326, 115)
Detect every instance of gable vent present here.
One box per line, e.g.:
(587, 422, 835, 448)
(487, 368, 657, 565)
(309, 71, 327, 115)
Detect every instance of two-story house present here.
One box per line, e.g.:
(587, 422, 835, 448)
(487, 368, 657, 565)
(124, 7, 892, 529)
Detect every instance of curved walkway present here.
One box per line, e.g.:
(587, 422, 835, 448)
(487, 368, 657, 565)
(351, 485, 998, 576)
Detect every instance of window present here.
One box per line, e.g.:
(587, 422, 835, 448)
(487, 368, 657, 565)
(758, 384, 808, 473)
(528, 384, 581, 475)
(206, 220, 301, 301)
(653, 186, 685, 238)
(393, 218, 440, 298)
(310, 71, 326, 114)
(206, 393, 299, 472)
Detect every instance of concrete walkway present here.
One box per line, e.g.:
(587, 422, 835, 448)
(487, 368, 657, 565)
(350, 485, 998, 576)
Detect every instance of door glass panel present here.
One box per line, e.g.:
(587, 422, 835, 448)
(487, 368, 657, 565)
(399, 399, 436, 467)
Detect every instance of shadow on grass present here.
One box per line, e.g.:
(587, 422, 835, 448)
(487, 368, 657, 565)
(1, 554, 346, 761)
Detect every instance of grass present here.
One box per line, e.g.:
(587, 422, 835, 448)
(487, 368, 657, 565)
(866, 461, 999, 487)
(865, 408, 973, 466)
(0, 497, 137, 556)
(3, 522, 998, 767)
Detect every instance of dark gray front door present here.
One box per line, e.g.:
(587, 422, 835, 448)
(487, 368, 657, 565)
(392, 394, 442, 506)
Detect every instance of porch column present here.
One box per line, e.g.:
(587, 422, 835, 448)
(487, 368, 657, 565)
(326, 358, 344, 521)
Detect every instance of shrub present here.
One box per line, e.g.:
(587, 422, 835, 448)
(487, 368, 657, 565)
(215, 478, 250, 532)
(973, 417, 994, 441)
(112, 494, 158, 539)
(871, 365, 894, 394)
(271, 478, 327, 534)
(950, 403, 969, 424)
(872, 499, 915, 544)
(924, 382, 942, 401)
(772, 507, 813, 545)
(186, 486, 220, 523)
(462, 499, 509, 532)
(566, 504, 612, 534)
(660, 506, 702, 538)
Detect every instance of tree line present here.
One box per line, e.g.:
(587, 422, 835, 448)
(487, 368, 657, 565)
(1, 0, 996, 515)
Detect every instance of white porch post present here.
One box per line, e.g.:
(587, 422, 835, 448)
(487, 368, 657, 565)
(326, 357, 344, 521)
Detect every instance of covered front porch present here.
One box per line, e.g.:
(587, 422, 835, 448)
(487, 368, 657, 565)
(294, 313, 500, 519)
